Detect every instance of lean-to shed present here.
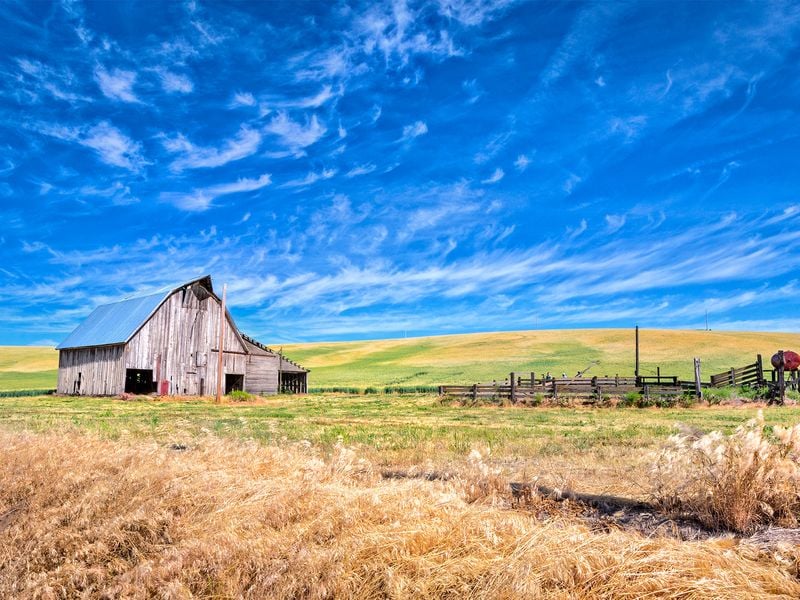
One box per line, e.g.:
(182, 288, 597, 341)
(56, 275, 307, 396)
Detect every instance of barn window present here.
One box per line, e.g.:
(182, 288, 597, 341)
(125, 369, 155, 394)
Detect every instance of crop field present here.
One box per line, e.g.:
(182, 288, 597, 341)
(4, 328, 800, 391)
(2, 393, 800, 597)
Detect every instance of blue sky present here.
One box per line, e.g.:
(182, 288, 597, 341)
(2, 0, 800, 346)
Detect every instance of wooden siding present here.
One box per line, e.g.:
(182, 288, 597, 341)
(245, 353, 279, 395)
(124, 282, 247, 396)
(57, 345, 125, 395)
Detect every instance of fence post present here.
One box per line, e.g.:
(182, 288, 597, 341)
(510, 372, 516, 404)
(472, 383, 478, 405)
(778, 351, 786, 405)
(756, 354, 764, 385)
(729, 367, 735, 386)
(531, 372, 535, 390)
(693, 358, 702, 400)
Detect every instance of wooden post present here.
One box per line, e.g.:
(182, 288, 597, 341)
(510, 372, 516, 404)
(778, 350, 786, 405)
(656, 366, 661, 384)
(472, 383, 478, 405)
(693, 357, 702, 400)
(729, 367, 735, 387)
(215, 283, 227, 404)
(531, 372, 535, 389)
(635, 325, 640, 381)
(756, 354, 764, 385)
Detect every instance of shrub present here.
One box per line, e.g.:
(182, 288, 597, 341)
(618, 392, 640, 408)
(227, 390, 253, 402)
(651, 410, 800, 533)
(363, 387, 379, 395)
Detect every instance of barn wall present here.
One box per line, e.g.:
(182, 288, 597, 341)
(244, 354, 279, 395)
(124, 283, 248, 396)
(57, 345, 125, 395)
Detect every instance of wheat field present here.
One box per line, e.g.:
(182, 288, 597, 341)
(2, 429, 800, 599)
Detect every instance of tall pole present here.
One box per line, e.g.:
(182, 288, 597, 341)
(215, 283, 227, 404)
(635, 325, 640, 381)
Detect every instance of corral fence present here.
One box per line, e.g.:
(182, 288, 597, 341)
(709, 355, 765, 388)
(439, 372, 695, 405)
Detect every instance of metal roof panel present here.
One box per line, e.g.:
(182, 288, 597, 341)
(56, 292, 167, 350)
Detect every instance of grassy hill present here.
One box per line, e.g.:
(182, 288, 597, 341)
(283, 328, 800, 388)
(3, 329, 800, 391)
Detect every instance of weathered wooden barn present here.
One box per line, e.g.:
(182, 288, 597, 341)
(56, 275, 308, 396)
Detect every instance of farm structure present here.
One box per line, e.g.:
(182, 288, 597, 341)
(56, 275, 307, 396)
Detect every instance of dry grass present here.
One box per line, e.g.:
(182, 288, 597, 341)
(652, 411, 800, 534)
(2, 431, 800, 599)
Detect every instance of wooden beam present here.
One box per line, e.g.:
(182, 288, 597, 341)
(215, 283, 227, 404)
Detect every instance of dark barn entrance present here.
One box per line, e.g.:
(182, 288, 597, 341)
(225, 373, 244, 394)
(125, 369, 154, 394)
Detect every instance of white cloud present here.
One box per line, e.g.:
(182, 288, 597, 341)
(165, 127, 262, 171)
(346, 164, 377, 178)
(604, 214, 626, 233)
(481, 168, 505, 184)
(38, 121, 147, 171)
(158, 69, 193, 93)
(230, 91, 256, 107)
(281, 168, 336, 188)
(161, 173, 271, 211)
(264, 112, 326, 151)
(94, 66, 140, 103)
(514, 154, 530, 172)
(400, 120, 428, 141)
(79, 181, 139, 205)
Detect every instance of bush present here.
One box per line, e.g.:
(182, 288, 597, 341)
(227, 390, 253, 402)
(651, 411, 800, 533)
(363, 387, 379, 395)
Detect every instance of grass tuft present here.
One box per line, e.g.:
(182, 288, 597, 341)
(652, 410, 800, 533)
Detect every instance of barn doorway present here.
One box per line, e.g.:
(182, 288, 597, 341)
(125, 369, 154, 394)
(225, 373, 244, 394)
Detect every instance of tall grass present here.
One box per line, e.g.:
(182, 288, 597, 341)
(651, 410, 800, 533)
(2, 431, 799, 598)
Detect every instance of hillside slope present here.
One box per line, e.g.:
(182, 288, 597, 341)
(283, 329, 800, 387)
(3, 329, 800, 390)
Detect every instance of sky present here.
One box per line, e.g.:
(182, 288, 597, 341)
(2, 0, 800, 347)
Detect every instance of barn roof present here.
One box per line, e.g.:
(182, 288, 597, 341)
(56, 275, 214, 350)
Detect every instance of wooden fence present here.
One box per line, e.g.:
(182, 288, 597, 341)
(709, 355, 764, 388)
(439, 372, 689, 404)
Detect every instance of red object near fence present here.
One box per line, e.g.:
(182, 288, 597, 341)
(771, 351, 800, 371)
(159, 380, 170, 396)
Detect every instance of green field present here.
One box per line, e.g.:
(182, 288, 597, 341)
(1, 392, 797, 460)
(3, 328, 800, 390)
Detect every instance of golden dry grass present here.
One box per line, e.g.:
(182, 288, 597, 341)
(2, 430, 800, 599)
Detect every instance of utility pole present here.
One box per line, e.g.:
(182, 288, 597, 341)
(215, 283, 227, 404)
(705, 310, 709, 331)
(635, 325, 640, 381)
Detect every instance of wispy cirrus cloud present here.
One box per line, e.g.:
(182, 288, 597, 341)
(481, 168, 504, 184)
(161, 173, 272, 211)
(156, 69, 194, 93)
(164, 127, 262, 171)
(399, 120, 427, 142)
(280, 168, 336, 188)
(94, 66, 141, 103)
(37, 121, 148, 172)
(345, 163, 377, 178)
(263, 112, 326, 152)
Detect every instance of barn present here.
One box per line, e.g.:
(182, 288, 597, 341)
(56, 275, 308, 396)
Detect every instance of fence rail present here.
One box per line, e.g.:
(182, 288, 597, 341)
(709, 355, 765, 388)
(439, 372, 687, 404)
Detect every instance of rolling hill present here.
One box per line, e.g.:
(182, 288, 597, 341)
(3, 329, 800, 391)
